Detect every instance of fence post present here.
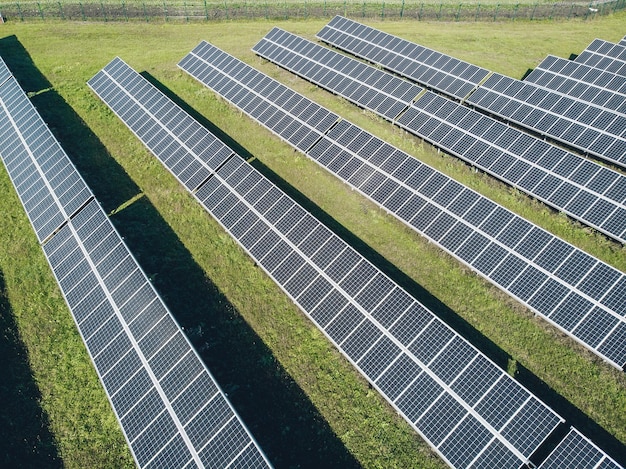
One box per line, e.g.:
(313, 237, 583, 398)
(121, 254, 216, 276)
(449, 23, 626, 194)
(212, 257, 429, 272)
(223, 0, 228, 19)
(437, 2, 442, 19)
(344, 0, 347, 16)
(512, 2, 518, 20)
(58, 1, 65, 19)
(530, 2, 537, 19)
(455, 3, 461, 20)
(203, 0, 208, 20)
(381, 0, 385, 19)
(418, 2, 423, 20)
(304, 0, 308, 19)
(474, 3, 480, 20)
(37, 1, 43, 19)
(16, 1, 23, 21)
(184, 1, 188, 21)
(122, 0, 128, 21)
(493, 3, 499, 20)
(163, 0, 167, 21)
(100, 0, 107, 21)
(143, 1, 148, 21)
(79, 1, 85, 20)
(400, 0, 404, 17)
(568, 2, 574, 18)
(362, 1, 365, 17)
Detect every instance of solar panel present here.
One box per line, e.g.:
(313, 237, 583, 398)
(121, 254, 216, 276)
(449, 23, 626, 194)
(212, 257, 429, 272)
(316, 16, 491, 100)
(467, 72, 626, 169)
(46, 200, 271, 468)
(0, 61, 92, 242)
(621, 36, 626, 47)
(524, 55, 626, 114)
(254, 28, 626, 246)
(575, 39, 626, 76)
(181, 40, 626, 371)
(0, 56, 271, 469)
(538, 428, 621, 469)
(91, 53, 567, 469)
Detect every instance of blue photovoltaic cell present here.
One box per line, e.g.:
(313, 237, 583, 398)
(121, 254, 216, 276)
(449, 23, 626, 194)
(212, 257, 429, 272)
(575, 39, 626, 77)
(0, 57, 270, 469)
(467, 72, 626, 169)
(538, 428, 621, 469)
(248, 30, 626, 370)
(316, 16, 491, 100)
(253, 29, 626, 246)
(92, 49, 568, 469)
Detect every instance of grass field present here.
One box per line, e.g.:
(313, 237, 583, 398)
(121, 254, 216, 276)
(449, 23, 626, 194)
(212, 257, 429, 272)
(0, 13, 625, 469)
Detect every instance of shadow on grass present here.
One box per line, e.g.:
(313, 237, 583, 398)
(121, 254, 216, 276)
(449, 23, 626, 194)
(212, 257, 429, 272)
(2, 36, 360, 468)
(0, 271, 62, 468)
(142, 72, 626, 464)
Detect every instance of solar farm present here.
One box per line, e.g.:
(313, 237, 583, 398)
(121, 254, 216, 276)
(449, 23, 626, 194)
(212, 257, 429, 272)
(1, 14, 625, 469)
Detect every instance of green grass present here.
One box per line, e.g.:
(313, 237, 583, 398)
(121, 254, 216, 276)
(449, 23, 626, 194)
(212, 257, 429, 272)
(0, 14, 625, 468)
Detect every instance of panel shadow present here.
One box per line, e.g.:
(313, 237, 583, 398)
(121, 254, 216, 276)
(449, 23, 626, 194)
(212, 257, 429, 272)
(0, 270, 62, 468)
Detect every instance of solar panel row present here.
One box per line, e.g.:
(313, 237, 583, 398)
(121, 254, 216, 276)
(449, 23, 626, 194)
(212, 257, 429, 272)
(538, 428, 621, 469)
(254, 27, 626, 246)
(0, 73, 92, 242)
(575, 39, 626, 77)
(249, 29, 626, 370)
(0, 56, 12, 85)
(95, 52, 567, 469)
(467, 72, 626, 168)
(0, 57, 270, 469)
(317, 15, 490, 101)
(317, 18, 626, 170)
(252, 29, 421, 121)
(525, 55, 626, 113)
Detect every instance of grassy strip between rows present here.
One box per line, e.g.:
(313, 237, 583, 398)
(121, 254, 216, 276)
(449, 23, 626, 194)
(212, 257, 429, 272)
(0, 15, 625, 468)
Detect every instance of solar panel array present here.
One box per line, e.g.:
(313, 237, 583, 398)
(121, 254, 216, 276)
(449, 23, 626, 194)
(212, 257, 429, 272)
(575, 39, 626, 76)
(538, 428, 621, 469)
(254, 27, 626, 246)
(0, 57, 270, 469)
(181, 39, 626, 372)
(525, 55, 626, 113)
(92, 52, 568, 469)
(316, 15, 491, 101)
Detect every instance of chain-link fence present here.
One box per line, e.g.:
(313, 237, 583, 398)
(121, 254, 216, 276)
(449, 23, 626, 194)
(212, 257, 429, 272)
(0, 0, 623, 22)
